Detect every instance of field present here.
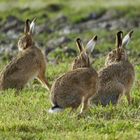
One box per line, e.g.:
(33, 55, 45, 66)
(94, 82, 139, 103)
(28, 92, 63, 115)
(0, 0, 140, 139)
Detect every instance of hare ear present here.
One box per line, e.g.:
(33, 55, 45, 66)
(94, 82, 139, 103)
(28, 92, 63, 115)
(116, 31, 123, 61)
(86, 35, 97, 54)
(24, 19, 30, 33)
(122, 30, 133, 48)
(76, 38, 84, 53)
(29, 18, 36, 34)
(116, 31, 123, 49)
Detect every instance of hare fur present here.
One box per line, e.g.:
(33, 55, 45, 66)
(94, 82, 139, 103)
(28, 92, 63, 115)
(0, 19, 50, 91)
(49, 36, 99, 115)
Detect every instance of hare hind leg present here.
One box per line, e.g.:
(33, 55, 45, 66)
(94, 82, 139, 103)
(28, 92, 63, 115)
(80, 96, 91, 114)
(37, 70, 50, 91)
(109, 82, 125, 105)
(77, 96, 92, 119)
(125, 90, 133, 105)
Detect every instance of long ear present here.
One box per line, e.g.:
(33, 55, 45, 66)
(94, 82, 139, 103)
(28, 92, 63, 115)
(24, 19, 30, 33)
(29, 18, 36, 34)
(76, 38, 84, 53)
(122, 30, 133, 48)
(116, 31, 123, 61)
(116, 31, 123, 49)
(85, 35, 97, 54)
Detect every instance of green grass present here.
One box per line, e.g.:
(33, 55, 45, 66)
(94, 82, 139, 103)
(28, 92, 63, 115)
(0, 85, 140, 140)
(0, 0, 140, 139)
(0, 61, 139, 140)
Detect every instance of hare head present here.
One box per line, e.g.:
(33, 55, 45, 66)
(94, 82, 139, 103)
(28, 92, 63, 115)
(17, 18, 36, 51)
(72, 36, 98, 70)
(105, 30, 133, 66)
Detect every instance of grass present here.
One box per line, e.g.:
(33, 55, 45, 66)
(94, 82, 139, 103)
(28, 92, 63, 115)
(0, 86, 140, 140)
(0, 0, 140, 139)
(0, 62, 139, 140)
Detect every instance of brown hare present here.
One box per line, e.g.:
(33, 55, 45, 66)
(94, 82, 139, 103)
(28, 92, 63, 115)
(49, 36, 99, 115)
(0, 19, 50, 91)
(92, 31, 135, 106)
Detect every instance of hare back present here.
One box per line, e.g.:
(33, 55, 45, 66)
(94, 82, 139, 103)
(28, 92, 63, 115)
(0, 47, 45, 90)
(51, 68, 98, 108)
(52, 68, 98, 92)
(99, 61, 135, 88)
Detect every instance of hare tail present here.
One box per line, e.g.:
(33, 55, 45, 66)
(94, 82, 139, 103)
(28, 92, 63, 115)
(48, 105, 64, 114)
